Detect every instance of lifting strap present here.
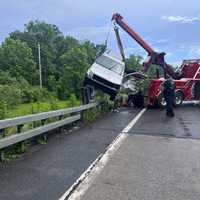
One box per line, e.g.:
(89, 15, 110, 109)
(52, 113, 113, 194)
(105, 21, 112, 48)
(113, 25, 126, 62)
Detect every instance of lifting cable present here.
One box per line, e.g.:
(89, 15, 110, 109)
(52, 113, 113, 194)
(104, 20, 113, 48)
(113, 24, 126, 62)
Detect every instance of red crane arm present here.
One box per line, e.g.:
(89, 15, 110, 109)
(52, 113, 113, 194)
(112, 13, 154, 55)
(112, 13, 182, 79)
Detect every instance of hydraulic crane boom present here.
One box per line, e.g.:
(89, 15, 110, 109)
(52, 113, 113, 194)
(112, 13, 182, 79)
(113, 26, 126, 62)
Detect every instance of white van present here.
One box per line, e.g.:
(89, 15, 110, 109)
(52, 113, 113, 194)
(84, 50, 125, 100)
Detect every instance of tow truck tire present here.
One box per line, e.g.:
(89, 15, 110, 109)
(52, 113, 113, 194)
(157, 93, 166, 108)
(174, 91, 183, 107)
(131, 93, 144, 107)
(193, 81, 200, 99)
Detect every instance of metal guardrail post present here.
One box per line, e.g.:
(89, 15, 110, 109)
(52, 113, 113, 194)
(80, 107, 85, 122)
(0, 129, 5, 138)
(0, 129, 5, 162)
(0, 150, 5, 162)
(58, 115, 64, 133)
(17, 124, 24, 133)
(41, 119, 47, 142)
(17, 124, 25, 153)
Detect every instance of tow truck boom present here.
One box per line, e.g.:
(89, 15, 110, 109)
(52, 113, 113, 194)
(112, 13, 182, 79)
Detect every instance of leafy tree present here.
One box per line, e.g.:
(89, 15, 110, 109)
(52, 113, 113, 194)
(0, 85, 22, 107)
(10, 21, 66, 89)
(0, 38, 38, 84)
(58, 46, 89, 99)
(125, 54, 143, 72)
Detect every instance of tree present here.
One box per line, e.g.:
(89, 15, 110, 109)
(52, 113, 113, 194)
(10, 21, 82, 90)
(125, 54, 143, 72)
(58, 47, 89, 99)
(0, 38, 38, 84)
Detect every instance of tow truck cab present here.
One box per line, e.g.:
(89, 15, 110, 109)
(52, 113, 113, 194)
(84, 51, 125, 100)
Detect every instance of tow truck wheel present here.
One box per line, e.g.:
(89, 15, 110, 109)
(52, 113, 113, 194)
(174, 91, 183, 106)
(157, 93, 166, 108)
(130, 93, 144, 107)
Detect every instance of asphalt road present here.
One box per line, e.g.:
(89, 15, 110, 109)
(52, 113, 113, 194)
(81, 135, 200, 200)
(0, 107, 140, 200)
(78, 105, 200, 200)
(132, 106, 199, 139)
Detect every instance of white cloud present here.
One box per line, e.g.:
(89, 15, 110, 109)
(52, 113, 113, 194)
(187, 45, 200, 58)
(170, 61, 182, 67)
(161, 15, 200, 24)
(66, 26, 110, 42)
(156, 38, 170, 44)
(66, 25, 126, 45)
(124, 46, 146, 57)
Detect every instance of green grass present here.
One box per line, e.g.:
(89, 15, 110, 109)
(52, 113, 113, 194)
(5, 100, 80, 119)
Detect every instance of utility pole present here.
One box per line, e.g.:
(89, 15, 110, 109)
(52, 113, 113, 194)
(38, 43, 42, 89)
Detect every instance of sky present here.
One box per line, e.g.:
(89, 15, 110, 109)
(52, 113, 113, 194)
(1, 0, 200, 66)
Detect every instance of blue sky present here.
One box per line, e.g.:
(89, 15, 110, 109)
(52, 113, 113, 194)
(1, 0, 200, 66)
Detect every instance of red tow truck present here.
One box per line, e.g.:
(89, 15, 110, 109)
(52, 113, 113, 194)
(112, 13, 200, 107)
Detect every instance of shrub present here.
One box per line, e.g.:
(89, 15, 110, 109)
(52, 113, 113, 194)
(0, 100, 7, 119)
(0, 85, 22, 108)
(66, 94, 80, 107)
(21, 86, 55, 103)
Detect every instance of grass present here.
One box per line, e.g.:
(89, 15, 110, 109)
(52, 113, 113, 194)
(5, 100, 80, 119)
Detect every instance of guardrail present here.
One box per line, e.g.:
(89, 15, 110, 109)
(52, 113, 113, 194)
(0, 102, 98, 160)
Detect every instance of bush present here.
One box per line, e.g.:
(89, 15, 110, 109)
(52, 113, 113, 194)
(66, 94, 80, 107)
(21, 86, 55, 103)
(0, 85, 22, 107)
(0, 100, 7, 119)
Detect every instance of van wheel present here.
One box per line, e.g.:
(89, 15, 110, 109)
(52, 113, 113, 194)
(157, 93, 166, 108)
(174, 91, 183, 106)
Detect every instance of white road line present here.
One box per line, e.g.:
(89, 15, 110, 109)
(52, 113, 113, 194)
(59, 108, 146, 200)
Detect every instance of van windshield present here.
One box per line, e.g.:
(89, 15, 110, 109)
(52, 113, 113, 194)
(96, 55, 124, 75)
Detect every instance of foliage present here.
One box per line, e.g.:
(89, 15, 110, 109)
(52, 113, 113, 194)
(125, 55, 143, 72)
(66, 94, 80, 107)
(5, 100, 76, 119)
(0, 100, 7, 120)
(21, 86, 55, 103)
(0, 38, 38, 85)
(0, 85, 22, 107)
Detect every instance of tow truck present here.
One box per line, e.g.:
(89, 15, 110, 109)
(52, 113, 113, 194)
(112, 13, 200, 107)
